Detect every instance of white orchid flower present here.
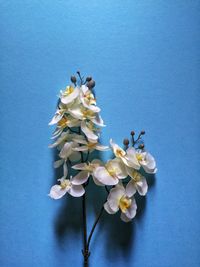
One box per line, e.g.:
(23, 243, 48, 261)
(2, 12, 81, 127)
(93, 158, 127, 186)
(60, 85, 80, 105)
(125, 168, 148, 196)
(80, 120, 101, 143)
(91, 113, 105, 127)
(126, 147, 157, 174)
(59, 141, 81, 162)
(50, 115, 80, 139)
(49, 176, 85, 199)
(68, 103, 96, 121)
(71, 159, 103, 186)
(72, 138, 109, 153)
(49, 131, 85, 149)
(104, 183, 137, 222)
(80, 85, 100, 113)
(110, 139, 139, 169)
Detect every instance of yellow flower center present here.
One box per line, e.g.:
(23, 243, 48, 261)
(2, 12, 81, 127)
(82, 109, 95, 118)
(64, 86, 74, 96)
(60, 179, 70, 189)
(116, 149, 125, 158)
(84, 92, 96, 105)
(58, 117, 68, 127)
(119, 196, 132, 213)
(132, 170, 142, 182)
(105, 163, 116, 177)
(136, 153, 143, 161)
(87, 142, 97, 149)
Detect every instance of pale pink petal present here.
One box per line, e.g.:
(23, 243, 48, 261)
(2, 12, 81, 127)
(125, 180, 136, 197)
(68, 184, 85, 197)
(135, 177, 148, 196)
(61, 88, 79, 104)
(71, 171, 90, 185)
(104, 202, 116, 214)
(93, 166, 118, 186)
(48, 185, 67, 199)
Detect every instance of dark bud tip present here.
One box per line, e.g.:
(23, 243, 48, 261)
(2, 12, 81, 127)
(87, 80, 95, 89)
(139, 143, 145, 149)
(140, 130, 145, 135)
(77, 70, 80, 75)
(71, 76, 77, 83)
(86, 76, 92, 82)
(130, 130, 135, 136)
(123, 138, 129, 146)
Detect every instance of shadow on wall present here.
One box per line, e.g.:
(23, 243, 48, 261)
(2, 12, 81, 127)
(52, 148, 156, 264)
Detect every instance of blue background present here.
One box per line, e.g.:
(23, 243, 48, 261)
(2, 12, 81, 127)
(0, 1, 200, 267)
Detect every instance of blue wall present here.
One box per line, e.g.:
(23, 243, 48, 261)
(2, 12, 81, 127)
(0, 1, 200, 267)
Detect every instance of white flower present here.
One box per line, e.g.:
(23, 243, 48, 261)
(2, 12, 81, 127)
(93, 158, 127, 186)
(81, 121, 99, 143)
(59, 141, 81, 162)
(49, 131, 85, 149)
(68, 103, 96, 121)
(71, 159, 103, 185)
(72, 138, 109, 153)
(80, 85, 100, 113)
(60, 85, 80, 105)
(125, 168, 148, 196)
(126, 147, 157, 174)
(104, 183, 137, 222)
(49, 177, 85, 199)
(51, 115, 80, 138)
(110, 139, 139, 169)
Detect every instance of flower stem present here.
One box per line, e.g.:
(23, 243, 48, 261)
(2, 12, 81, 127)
(82, 192, 90, 267)
(87, 206, 104, 251)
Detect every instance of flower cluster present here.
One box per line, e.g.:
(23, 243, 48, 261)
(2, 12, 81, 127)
(49, 72, 157, 223)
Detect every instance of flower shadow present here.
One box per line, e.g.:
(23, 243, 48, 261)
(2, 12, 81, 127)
(52, 147, 156, 263)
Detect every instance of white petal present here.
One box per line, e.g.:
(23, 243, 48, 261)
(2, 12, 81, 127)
(59, 142, 73, 159)
(73, 146, 89, 152)
(68, 184, 85, 197)
(125, 198, 137, 219)
(92, 175, 105, 186)
(61, 88, 79, 104)
(126, 147, 141, 169)
(63, 161, 68, 178)
(81, 121, 98, 142)
(126, 180, 136, 197)
(120, 212, 132, 222)
(53, 159, 64, 168)
(104, 202, 116, 214)
(93, 166, 118, 186)
(71, 171, 89, 185)
(49, 112, 63, 125)
(91, 114, 105, 127)
(107, 185, 125, 212)
(136, 177, 148, 196)
(142, 152, 157, 174)
(48, 185, 67, 199)
(72, 163, 88, 170)
(109, 158, 127, 179)
(95, 144, 110, 151)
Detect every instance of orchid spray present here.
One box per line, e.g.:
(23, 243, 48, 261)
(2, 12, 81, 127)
(48, 71, 157, 267)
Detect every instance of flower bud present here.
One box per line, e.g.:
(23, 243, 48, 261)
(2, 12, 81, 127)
(71, 76, 77, 84)
(86, 76, 92, 82)
(130, 130, 135, 136)
(139, 144, 145, 149)
(87, 80, 95, 89)
(140, 130, 145, 135)
(123, 138, 129, 146)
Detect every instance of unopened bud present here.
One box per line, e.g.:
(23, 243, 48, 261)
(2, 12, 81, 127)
(130, 130, 135, 136)
(139, 144, 145, 149)
(87, 80, 95, 89)
(86, 76, 92, 82)
(123, 138, 129, 146)
(71, 76, 77, 83)
(140, 130, 145, 135)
